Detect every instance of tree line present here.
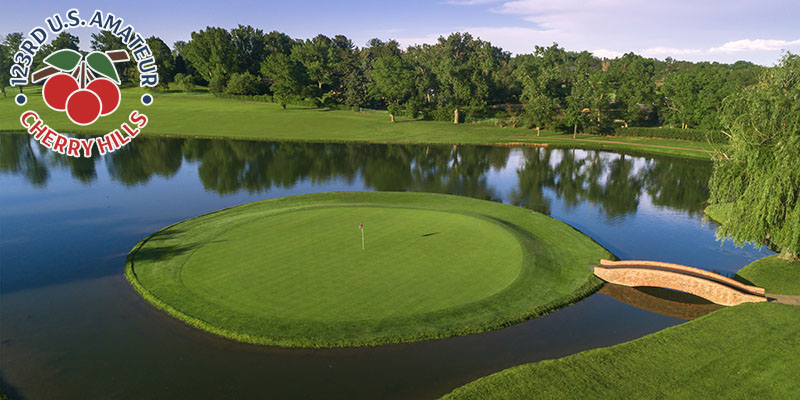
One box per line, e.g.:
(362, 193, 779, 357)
(2, 27, 764, 132)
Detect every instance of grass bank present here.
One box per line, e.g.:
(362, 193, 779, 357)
(1, 89, 715, 159)
(441, 301, 800, 399)
(736, 256, 800, 296)
(441, 252, 800, 399)
(125, 191, 612, 347)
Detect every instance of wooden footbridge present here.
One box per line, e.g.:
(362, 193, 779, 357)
(593, 259, 767, 306)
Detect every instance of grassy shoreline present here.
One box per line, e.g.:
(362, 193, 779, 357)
(441, 254, 800, 399)
(1, 89, 716, 159)
(126, 191, 612, 348)
(441, 301, 800, 399)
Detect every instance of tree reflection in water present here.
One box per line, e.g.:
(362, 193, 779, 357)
(0, 133, 711, 217)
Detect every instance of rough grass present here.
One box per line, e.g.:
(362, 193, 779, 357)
(441, 302, 800, 399)
(1, 88, 714, 159)
(125, 191, 612, 348)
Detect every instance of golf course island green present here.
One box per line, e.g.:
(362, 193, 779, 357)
(126, 191, 612, 347)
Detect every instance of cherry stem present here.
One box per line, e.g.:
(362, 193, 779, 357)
(81, 61, 86, 89)
(31, 66, 59, 83)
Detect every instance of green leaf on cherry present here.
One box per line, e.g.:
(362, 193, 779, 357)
(86, 51, 121, 84)
(43, 49, 82, 72)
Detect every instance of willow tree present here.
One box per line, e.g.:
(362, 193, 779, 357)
(709, 53, 800, 260)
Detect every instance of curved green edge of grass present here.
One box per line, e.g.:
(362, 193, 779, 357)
(125, 191, 613, 348)
(440, 301, 800, 399)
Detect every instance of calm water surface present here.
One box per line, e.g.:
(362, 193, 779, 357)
(0, 133, 770, 399)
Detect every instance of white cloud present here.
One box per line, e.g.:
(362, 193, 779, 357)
(495, 0, 628, 15)
(710, 39, 800, 53)
(414, 1, 800, 64)
(591, 48, 623, 59)
(493, 0, 642, 31)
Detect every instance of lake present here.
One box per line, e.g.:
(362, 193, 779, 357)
(0, 133, 770, 399)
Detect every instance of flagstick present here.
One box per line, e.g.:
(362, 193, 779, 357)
(361, 227, 365, 250)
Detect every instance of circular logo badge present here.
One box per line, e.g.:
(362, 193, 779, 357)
(9, 9, 159, 157)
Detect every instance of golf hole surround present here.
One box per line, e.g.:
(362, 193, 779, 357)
(126, 191, 612, 348)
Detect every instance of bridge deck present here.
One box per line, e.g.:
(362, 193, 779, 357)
(594, 259, 767, 307)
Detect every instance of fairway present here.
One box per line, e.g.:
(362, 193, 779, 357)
(0, 89, 714, 159)
(126, 192, 612, 347)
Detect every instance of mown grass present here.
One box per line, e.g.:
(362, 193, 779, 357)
(441, 302, 800, 399)
(736, 256, 800, 296)
(1, 88, 715, 159)
(125, 191, 612, 347)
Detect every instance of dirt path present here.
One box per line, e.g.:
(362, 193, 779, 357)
(768, 293, 800, 306)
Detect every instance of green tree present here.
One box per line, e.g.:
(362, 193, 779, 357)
(230, 25, 267, 76)
(342, 67, 368, 109)
(709, 53, 800, 260)
(430, 33, 497, 124)
(172, 40, 191, 76)
(144, 36, 175, 87)
(182, 27, 236, 92)
(661, 68, 701, 128)
(608, 53, 658, 127)
(516, 52, 563, 135)
(370, 54, 416, 122)
(91, 30, 137, 83)
(291, 34, 335, 91)
(261, 53, 311, 108)
(565, 72, 593, 137)
(0, 35, 9, 97)
(264, 31, 295, 56)
(405, 44, 439, 105)
(3, 33, 24, 93)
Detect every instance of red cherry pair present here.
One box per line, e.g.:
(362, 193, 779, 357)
(43, 73, 120, 126)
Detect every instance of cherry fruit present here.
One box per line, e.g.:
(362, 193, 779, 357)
(86, 78, 121, 116)
(43, 73, 79, 111)
(65, 89, 103, 126)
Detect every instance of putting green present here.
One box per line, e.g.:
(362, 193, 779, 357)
(126, 192, 612, 347)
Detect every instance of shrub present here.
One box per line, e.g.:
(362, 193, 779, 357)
(425, 106, 458, 122)
(208, 76, 228, 93)
(405, 98, 423, 119)
(225, 72, 264, 95)
(172, 73, 195, 93)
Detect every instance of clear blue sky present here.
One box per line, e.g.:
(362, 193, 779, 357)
(3, 0, 798, 65)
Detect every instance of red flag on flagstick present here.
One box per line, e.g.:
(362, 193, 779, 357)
(359, 222, 365, 250)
